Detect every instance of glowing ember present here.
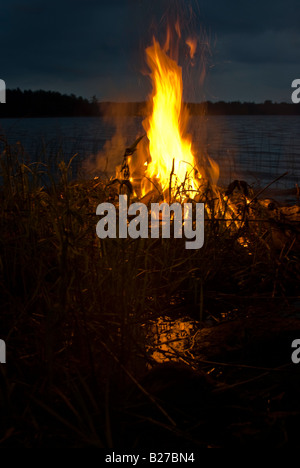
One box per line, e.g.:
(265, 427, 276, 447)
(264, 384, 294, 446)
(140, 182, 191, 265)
(186, 38, 197, 60)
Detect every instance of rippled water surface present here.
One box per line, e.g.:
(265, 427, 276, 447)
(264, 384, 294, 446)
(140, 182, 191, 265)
(0, 115, 299, 193)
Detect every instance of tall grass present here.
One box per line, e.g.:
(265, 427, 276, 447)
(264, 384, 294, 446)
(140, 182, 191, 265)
(0, 136, 299, 447)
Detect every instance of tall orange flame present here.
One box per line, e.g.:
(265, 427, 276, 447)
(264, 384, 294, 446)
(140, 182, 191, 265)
(141, 37, 200, 200)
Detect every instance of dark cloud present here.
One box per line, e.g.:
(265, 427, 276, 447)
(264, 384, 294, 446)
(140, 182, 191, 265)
(213, 29, 300, 66)
(199, 0, 300, 34)
(1, 0, 300, 102)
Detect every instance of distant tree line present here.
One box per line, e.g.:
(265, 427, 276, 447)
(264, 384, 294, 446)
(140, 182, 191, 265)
(188, 100, 300, 115)
(0, 89, 300, 117)
(0, 89, 100, 117)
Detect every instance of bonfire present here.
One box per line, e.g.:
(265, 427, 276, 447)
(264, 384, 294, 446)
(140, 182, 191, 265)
(106, 26, 300, 252)
(116, 26, 217, 204)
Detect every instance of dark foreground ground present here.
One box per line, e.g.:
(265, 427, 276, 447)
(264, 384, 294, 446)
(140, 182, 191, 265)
(0, 140, 300, 448)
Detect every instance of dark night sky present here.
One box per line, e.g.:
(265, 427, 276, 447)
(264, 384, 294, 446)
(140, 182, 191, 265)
(1, 0, 300, 103)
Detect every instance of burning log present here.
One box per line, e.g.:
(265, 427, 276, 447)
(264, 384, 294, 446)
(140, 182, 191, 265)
(225, 180, 250, 197)
(266, 204, 300, 251)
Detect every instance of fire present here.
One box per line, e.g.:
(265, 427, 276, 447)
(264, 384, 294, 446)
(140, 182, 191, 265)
(140, 36, 202, 201)
(186, 38, 197, 60)
(108, 24, 254, 249)
(113, 25, 220, 208)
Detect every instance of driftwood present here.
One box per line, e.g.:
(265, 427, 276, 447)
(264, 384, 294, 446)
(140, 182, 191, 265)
(257, 201, 300, 251)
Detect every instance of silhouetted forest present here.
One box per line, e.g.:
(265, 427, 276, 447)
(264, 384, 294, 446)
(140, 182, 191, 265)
(189, 100, 300, 116)
(0, 89, 300, 117)
(0, 89, 100, 117)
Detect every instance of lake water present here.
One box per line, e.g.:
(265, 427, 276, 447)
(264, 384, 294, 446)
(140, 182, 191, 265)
(0, 115, 299, 198)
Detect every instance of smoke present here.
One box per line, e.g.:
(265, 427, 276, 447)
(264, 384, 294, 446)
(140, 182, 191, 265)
(81, 103, 144, 179)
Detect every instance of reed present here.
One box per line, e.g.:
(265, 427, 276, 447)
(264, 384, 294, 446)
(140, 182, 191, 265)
(0, 137, 299, 447)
